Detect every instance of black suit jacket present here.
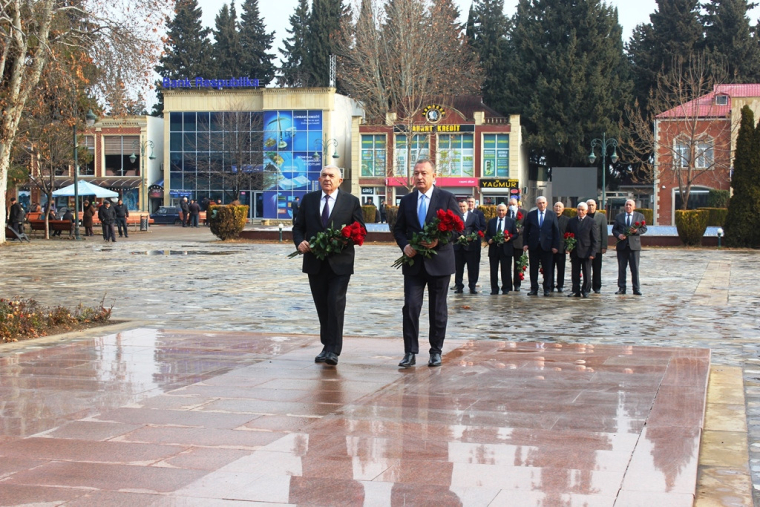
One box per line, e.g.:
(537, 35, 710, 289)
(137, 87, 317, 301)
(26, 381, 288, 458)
(485, 217, 518, 258)
(507, 207, 527, 249)
(566, 216, 600, 259)
(522, 208, 560, 252)
(293, 190, 364, 275)
(556, 214, 570, 253)
(455, 209, 485, 252)
(393, 187, 461, 276)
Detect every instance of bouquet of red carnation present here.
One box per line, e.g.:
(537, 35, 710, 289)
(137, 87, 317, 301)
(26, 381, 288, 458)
(517, 252, 528, 280)
(492, 229, 512, 246)
(288, 222, 367, 260)
(392, 209, 464, 268)
(616, 220, 646, 245)
(564, 232, 577, 252)
(456, 229, 484, 247)
(517, 211, 524, 221)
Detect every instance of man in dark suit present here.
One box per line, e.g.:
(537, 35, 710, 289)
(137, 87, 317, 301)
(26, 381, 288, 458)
(485, 203, 519, 295)
(293, 165, 364, 365)
(612, 199, 648, 295)
(552, 202, 570, 293)
(393, 159, 461, 368)
(291, 196, 300, 225)
(565, 202, 600, 298)
(507, 197, 528, 291)
(522, 196, 560, 296)
(453, 199, 485, 294)
(586, 199, 608, 293)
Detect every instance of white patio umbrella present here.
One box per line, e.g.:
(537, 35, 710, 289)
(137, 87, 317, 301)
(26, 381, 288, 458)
(52, 180, 118, 199)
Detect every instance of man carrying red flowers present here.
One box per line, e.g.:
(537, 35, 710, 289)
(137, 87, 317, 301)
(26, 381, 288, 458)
(485, 203, 519, 295)
(612, 199, 648, 296)
(293, 165, 365, 366)
(453, 200, 486, 294)
(393, 159, 462, 368)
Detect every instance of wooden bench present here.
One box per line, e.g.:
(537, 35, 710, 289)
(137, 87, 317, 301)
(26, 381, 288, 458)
(28, 219, 74, 237)
(77, 212, 154, 230)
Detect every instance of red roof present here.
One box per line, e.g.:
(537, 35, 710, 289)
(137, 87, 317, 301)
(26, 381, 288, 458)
(656, 83, 760, 119)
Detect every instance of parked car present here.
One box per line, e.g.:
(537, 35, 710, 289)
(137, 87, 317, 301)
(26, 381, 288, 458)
(150, 206, 183, 225)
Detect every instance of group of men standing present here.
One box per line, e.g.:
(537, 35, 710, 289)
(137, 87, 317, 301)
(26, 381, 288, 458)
(293, 160, 647, 371)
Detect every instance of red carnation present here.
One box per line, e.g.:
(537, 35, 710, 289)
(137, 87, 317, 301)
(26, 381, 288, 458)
(634, 221, 641, 227)
(478, 230, 484, 238)
(517, 212, 523, 220)
(341, 226, 352, 238)
(438, 222, 448, 232)
(641, 220, 646, 226)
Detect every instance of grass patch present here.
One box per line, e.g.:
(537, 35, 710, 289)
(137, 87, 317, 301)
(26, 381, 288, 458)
(1, 296, 112, 343)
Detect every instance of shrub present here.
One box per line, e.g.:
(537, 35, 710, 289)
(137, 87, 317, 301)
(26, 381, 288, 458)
(386, 205, 399, 231)
(675, 210, 708, 246)
(480, 205, 498, 222)
(707, 189, 730, 208)
(637, 208, 653, 225)
(0, 297, 112, 343)
(563, 208, 577, 218)
(209, 205, 248, 240)
(697, 207, 729, 227)
(361, 205, 378, 224)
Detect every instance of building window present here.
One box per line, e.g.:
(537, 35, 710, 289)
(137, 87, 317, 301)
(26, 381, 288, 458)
(437, 134, 474, 177)
(482, 134, 510, 177)
(394, 134, 429, 176)
(716, 95, 728, 105)
(104, 136, 140, 176)
(675, 139, 714, 169)
(361, 134, 386, 177)
(79, 136, 95, 176)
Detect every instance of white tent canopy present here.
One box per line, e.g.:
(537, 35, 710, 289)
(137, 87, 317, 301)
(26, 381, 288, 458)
(52, 180, 118, 198)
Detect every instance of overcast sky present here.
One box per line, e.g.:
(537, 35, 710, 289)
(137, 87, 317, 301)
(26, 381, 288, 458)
(194, 0, 760, 65)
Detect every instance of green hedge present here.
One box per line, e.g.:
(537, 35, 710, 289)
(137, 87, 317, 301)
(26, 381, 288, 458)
(479, 205, 498, 222)
(209, 205, 248, 240)
(563, 208, 577, 218)
(697, 207, 728, 226)
(361, 205, 378, 224)
(706, 189, 730, 208)
(637, 208, 653, 225)
(675, 210, 708, 246)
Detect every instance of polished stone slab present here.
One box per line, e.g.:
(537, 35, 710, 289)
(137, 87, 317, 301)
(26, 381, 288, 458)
(0, 329, 710, 506)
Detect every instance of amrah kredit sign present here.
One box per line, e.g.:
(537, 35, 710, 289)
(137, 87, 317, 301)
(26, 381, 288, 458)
(162, 77, 259, 90)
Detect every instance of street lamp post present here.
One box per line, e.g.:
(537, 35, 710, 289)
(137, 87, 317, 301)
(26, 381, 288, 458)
(73, 109, 98, 241)
(588, 133, 618, 213)
(130, 140, 156, 212)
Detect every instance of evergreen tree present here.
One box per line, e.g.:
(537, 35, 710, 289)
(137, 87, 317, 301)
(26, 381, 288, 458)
(627, 0, 703, 110)
(304, 0, 349, 88)
(725, 105, 760, 247)
(154, 0, 213, 115)
(279, 0, 311, 87)
(503, 0, 632, 166)
(702, 0, 760, 82)
(212, 3, 243, 77)
(467, 0, 510, 111)
(239, 0, 276, 86)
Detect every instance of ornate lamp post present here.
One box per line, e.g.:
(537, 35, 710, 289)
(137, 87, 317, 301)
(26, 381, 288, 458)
(588, 133, 618, 213)
(73, 109, 98, 241)
(312, 138, 339, 163)
(130, 140, 156, 212)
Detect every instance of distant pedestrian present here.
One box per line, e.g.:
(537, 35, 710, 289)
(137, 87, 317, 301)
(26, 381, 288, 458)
(188, 199, 201, 227)
(113, 199, 130, 238)
(83, 201, 95, 237)
(62, 209, 75, 238)
(98, 200, 117, 242)
(291, 196, 300, 225)
(180, 197, 190, 227)
(7, 197, 25, 234)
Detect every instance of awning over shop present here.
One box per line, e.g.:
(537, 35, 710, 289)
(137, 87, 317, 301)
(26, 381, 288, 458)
(45, 177, 143, 190)
(150, 179, 164, 188)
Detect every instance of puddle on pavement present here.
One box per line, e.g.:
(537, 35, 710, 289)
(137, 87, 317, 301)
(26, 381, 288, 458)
(130, 250, 239, 256)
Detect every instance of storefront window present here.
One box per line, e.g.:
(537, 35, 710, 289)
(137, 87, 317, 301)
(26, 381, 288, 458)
(104, 136, 140, 176)
(482, 134, 510, 177)
(361, 134, 386, 177)
(79, 136, 95, 176)
(437, 134, 474, 177)
(395, 134, 430, 176)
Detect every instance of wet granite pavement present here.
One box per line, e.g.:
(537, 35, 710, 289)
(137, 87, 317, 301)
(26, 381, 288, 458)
(0, 226, 759, 505)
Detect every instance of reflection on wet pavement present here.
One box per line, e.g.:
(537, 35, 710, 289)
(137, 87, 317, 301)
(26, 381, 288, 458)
(0, 330, 708, 506)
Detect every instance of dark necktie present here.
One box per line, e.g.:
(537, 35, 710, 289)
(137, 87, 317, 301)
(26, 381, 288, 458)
(539, 212, 544, 227)
(626, 214, 631, 227)
(322, 195, 330, 227)
(498, 218, 503, 232)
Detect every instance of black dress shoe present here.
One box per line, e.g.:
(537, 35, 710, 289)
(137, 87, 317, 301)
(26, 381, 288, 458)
(593, 290, 600, 294)
(428, 353, 442, 367)
(502, 290, 510, 295)
(469, 289, 478, 294)
(398, 353, 416, 368)
(514, 287, 521, 292)
(615, 289, 626, 295)
(454, 288, 463, 294)
(556, 288, 564, 293)
(581, 292, 589, 298)
(568, 292, 580, 297)
(325, 352, 339, 365)
(315, 350, 328, 363)
(544, 291, 551, 297)
(491, 290, 499, 295)
(527, 290, 538, 296)
(633, 291, 643, 296)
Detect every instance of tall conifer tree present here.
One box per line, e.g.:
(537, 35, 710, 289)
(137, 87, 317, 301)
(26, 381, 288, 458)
(212, 3, 242, 77)
(504, 0, 632, 166)
(467, 0, 510, 111)
(725, 105, 760, 247)
(279, 0, 311, 87)
(154, 0, 213, 115)
(702, 0, 760, 82)
(304, 0, 349, 88)
(239, 0, 276, 85)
